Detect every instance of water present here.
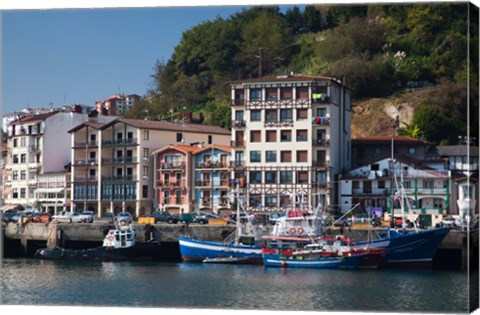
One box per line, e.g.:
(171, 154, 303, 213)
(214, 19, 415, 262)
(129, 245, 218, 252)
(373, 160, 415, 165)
(0, 258, 474, 313)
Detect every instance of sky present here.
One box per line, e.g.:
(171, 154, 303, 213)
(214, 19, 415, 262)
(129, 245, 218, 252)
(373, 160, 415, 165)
(1, 4, 257, 114)
(1, 0, 474, 116)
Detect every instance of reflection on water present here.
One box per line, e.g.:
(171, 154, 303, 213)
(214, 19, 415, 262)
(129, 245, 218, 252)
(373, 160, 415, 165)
(0, 258, 470, 312)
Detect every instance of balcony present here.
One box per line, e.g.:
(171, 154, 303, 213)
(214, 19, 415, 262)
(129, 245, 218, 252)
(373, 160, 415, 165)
(196, 161, 229, 169)
(232, 120, 246, 128)
(230, 140, 245, 148)
(101, 175, 135, 182)
(102, 157, 138, 164)
(29, 145, 41, 152)
(312, 117, 330, 125)
(196, 180, 212, 187)
(313, 139, 330, 147)
(231, 99, 245, 106)
(160, 161, 185, 170)
(312, 94, 330, 103)
(313, 160, 328, 168)
(74, 175, 98, 182)
(74, 159, 98, 166)
(231, 160, 245, 169)
(101, 138, 138, 146)
(264, 120, 294, 128)
(73, 140, 98, 148)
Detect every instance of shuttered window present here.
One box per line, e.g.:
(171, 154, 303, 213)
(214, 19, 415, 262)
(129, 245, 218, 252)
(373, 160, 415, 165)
(281, 151, 292, 163)
(297, 150, 308, 162)
(266, 130, 277, 142)
(250, 130, 261, 142)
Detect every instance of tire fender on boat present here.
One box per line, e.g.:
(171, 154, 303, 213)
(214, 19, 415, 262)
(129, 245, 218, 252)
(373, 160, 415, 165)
(297, 227, 304, 234)
(289, 227, 296, 234)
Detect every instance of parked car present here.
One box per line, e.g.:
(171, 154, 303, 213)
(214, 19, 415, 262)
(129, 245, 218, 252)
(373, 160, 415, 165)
(150, 211, 179, 224)
(115, 212, 133, 225)
(79, 211, 94, 223)
(53, 211, 83, 223)
(441, 216, 456, 227)
(32, 212, 52, 223)
(2, 210, 19, 223)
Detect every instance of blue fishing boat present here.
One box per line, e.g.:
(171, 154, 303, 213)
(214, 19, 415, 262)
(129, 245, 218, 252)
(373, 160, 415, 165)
(261, 235, 386, 269)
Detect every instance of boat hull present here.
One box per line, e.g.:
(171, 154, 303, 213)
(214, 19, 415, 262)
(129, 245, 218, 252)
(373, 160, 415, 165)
(35, 241, 163, 261)
(353, 227, 451, 266)
(178, 237, 262, 264)
(262, 252, 367, 269)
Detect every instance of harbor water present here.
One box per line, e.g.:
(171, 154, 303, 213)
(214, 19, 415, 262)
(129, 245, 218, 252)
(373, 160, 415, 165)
(0, 258, 476, 313)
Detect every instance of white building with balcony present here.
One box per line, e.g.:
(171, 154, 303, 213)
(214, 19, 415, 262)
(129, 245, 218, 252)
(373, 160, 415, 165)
(2, 112, 114, 210)
(230, 74, 351, 216)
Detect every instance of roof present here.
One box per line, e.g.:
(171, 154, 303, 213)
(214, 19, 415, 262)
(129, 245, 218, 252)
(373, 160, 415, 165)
(435, 145, 479, 157)
(193, 144, 232, 155)
(352, 135, 429, 144)
(9, 112, 58, 125)
(230, 74, 344, 85)
(151, 144, 205, 155)
(101, 118, 230, 135)
(68, 121, 106, 133)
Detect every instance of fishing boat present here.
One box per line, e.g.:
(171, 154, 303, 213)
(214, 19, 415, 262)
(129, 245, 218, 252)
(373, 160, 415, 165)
(178, 182, 263, 263)
(35, 224, 163, 260)
(261, 235, 387, 269)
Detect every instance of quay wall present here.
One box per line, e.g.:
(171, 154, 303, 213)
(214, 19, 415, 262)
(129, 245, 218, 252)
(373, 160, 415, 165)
(2, 222, 478, 270)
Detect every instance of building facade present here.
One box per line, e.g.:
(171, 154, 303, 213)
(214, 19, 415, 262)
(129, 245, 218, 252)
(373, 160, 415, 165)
(69, 118, 231, 217)
(95, 94, 141, 116)
(2, 112, 113, 210)
(230, 74, 351, 216)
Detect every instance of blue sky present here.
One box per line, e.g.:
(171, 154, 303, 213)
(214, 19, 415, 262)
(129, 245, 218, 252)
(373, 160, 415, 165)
(2, 5, 260, 114)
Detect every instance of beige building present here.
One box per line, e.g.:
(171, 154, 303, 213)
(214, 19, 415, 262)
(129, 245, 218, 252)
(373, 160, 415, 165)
(69, 118, 230, 217)
(230, 74, 351, 216)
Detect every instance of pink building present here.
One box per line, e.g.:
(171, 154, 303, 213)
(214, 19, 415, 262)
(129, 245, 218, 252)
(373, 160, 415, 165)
(95, 94, 140, 116)
(152, 145, 203, 214)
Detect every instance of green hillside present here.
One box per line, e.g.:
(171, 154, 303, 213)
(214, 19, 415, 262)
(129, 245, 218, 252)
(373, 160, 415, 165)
(125, 3, 479, 146)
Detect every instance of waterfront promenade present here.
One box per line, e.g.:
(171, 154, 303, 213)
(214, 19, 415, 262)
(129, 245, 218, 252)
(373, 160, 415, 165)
(2, 221, 478, 270)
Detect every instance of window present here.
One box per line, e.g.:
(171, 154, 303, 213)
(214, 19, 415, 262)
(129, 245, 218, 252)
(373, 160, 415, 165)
(142, 185, 148, 198)
(297, 171, 309, 184)
(12, 155, 19, 164)
(12, 188, 18, 199)
(265, 171, 277, 184)
(296, 130, 308, 142)
(265, 109, 277, 122)
(250, 130, 261, 142)
(297, 150, 308, 162)
(266, 130, 277, 142)
(143, 148, 149, 159)
(280, 109, 293, 122)
(316, 108, 327, 117)
(20, 170, 26, 180)
(208, 135, 212, 144)
(281, 151, 292, 163)
(378, 180, 385, 189)
(297, 109, 308, 121)
(266, 88, 277, 101)
(21, 137, 26, 147)
(280, 130, 291, 142)
(176, 133, 183, 142)
(249, 194, 261, 207)
(20, 188, 26, 198)
(250, 88, 262, 101)
(235, 110, 244, 121)
(280, 171, 292, 184)
(280, 87, 292, 100)
(143, 130, 149, 140)
(250, 110, 261, 122)
(21, 154, 26, 163)
(250, 171, 262, 184)
(408, 147, 416, 155)
(371, 164, 380, 171)
(265, 195, 278, 207)
(12, 171, 18, 180)
(142, 166, 148, 177)
(266, 150, 277, 163)
(250, 151, 261, 163)
(13, 139, 17, 147)
(296, 87, 309, 99)
(352, 180, 359, 189)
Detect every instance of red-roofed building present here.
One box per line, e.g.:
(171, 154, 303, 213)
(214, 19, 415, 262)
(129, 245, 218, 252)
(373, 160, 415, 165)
(95, 94, 140, 115)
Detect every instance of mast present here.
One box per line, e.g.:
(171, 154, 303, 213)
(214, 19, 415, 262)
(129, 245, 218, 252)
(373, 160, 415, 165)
(390, 138, 395, 228)
(235, 181, 241, 245)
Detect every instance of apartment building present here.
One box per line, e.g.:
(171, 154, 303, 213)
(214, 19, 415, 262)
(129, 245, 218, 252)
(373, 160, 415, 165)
(230, 74, 351, 216)
(69, 118, 230, 217)
(95, 94, 140, 115)
(3, 112, 114, 210)
(338, 156, 451, 226)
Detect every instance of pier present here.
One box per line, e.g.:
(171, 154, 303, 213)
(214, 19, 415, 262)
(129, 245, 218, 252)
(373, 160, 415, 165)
(1, 222, 478, 270)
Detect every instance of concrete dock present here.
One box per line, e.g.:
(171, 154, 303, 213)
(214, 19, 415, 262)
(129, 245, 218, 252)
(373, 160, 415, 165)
(1, 221, 478, 270)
